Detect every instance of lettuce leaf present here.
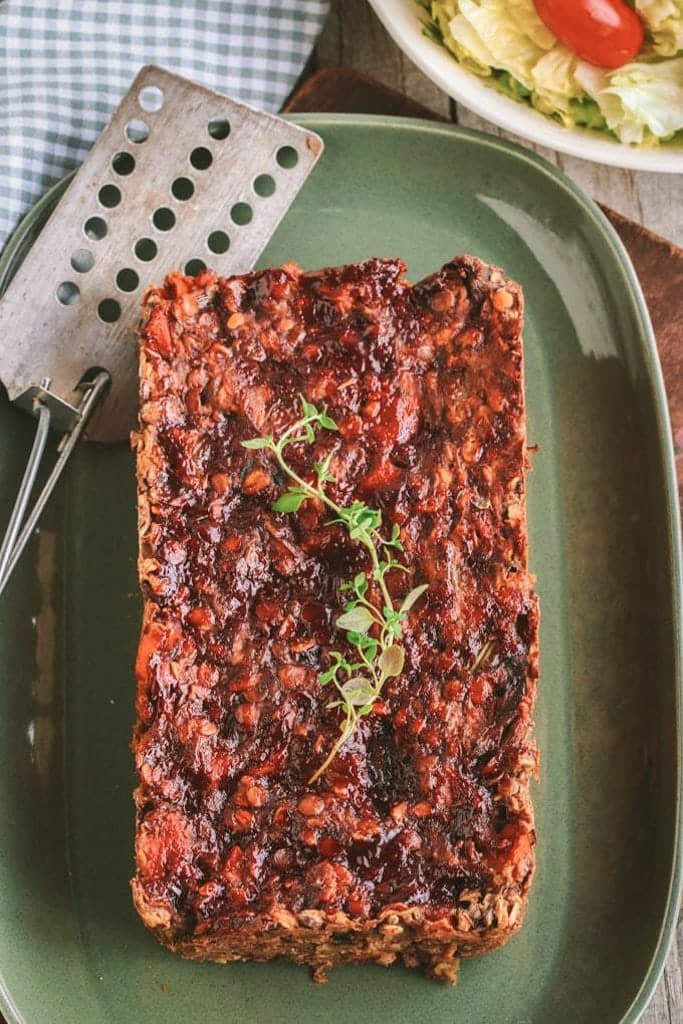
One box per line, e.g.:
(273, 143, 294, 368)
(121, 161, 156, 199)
(575, 58, 683, 144)
(445, 0, 555, 89)
(531, 45, 583, 117)
(636, 0, 683, 56)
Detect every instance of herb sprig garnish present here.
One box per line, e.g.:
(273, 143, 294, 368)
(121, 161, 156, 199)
(242, 397, 428, 783)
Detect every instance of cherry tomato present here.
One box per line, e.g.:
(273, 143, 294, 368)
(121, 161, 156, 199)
(533, 0, 644, 69)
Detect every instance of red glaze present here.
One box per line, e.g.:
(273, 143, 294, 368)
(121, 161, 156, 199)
(133, 257, 538, 934)
(534, 0, 644, 68)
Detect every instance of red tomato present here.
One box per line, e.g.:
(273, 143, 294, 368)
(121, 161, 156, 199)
(533, 0, 644, 69)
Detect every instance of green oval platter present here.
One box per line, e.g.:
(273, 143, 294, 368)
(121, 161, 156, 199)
(0, 114, 680, 1024)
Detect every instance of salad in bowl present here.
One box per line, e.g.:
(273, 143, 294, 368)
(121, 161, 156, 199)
(369, 0, 683, 170)
(419, 0, 683, 146)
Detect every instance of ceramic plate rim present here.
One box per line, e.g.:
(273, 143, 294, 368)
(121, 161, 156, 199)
(0, 112, 681, 1024)
(367, 0, 683, 173)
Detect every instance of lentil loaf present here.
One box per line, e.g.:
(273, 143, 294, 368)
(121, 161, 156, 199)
(131, 255, 539, 983)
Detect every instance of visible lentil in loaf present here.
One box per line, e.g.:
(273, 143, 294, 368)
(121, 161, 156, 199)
(131, 255, 539, 983)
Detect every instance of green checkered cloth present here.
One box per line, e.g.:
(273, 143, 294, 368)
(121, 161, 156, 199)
(0, 0, 328, 249)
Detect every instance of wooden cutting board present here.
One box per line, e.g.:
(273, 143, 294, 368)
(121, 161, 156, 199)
(285, 67, 683, 504)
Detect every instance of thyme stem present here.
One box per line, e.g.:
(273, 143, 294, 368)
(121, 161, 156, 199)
(242, 397, 428, 782)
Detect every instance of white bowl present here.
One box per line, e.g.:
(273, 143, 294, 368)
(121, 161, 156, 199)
(369, 0, 683, 173)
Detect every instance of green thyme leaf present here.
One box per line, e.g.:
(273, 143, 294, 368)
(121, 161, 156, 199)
(340, 678, 377, 707)
(272, 488, 308, 513)
(353, 572, 368, 597)
(379, 644, 405, 679)
(299, 395, 319, 419)
(384, 523, 405, 552)
(383, 607, 403, 631)
(365, 639, 379, 659)
(313, 451, 336, 483)
(336, 606, 375, 634)
(399, 583, 429, 616)
(241, 436, 273, 450)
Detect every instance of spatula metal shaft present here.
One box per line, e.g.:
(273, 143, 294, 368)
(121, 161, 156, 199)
(0, 371, 110, 596)
(0, 402, 50, 590)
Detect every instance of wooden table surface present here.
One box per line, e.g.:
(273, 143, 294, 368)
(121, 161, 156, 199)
(314, 3, 683, 1022)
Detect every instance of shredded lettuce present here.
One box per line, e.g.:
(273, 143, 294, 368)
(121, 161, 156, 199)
(494, 71, 532, 102)
(423, 0, 683, 146)
(568, 97, 609, 133)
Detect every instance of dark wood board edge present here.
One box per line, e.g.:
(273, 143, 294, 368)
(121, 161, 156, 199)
(285, 66, 444, 121)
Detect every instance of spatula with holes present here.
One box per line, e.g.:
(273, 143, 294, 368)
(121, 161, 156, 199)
(0, 65, 323, 596)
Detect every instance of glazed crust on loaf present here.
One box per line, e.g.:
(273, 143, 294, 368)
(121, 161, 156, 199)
(131, 255, 539, 984)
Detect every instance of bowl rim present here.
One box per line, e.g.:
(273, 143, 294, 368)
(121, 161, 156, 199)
(368, 0, 683, 173)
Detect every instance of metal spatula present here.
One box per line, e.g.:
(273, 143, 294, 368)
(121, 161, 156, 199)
(0, 65, 323, 596)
